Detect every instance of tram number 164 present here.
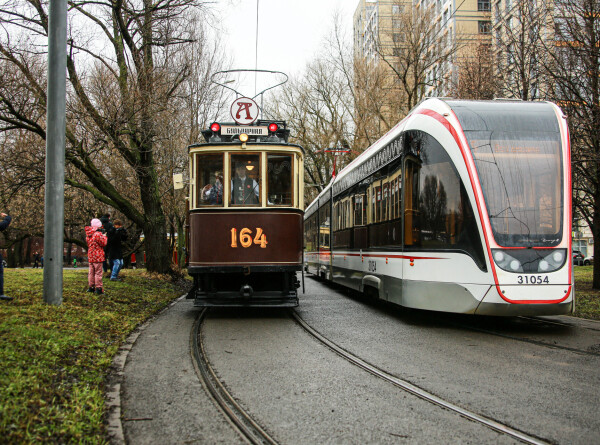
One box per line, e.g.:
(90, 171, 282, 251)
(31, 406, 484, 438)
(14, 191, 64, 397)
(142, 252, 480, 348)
(230, 227, 268, 249)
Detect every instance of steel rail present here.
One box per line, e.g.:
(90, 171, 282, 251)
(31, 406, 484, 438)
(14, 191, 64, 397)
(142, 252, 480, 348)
(518, 316, 600, 331)
(191, 308, 279, 445)
(449, 319, 600, 357)
(291, 311, 550, 445)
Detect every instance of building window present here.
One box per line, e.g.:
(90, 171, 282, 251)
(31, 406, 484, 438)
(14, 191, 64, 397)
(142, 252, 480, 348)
(478, 0, 491, 11)
(478, 21, 492, 34)
(392, 4, 404, 14)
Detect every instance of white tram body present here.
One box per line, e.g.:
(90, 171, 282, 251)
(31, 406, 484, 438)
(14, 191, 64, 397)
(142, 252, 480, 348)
(304, 99, 573, 315)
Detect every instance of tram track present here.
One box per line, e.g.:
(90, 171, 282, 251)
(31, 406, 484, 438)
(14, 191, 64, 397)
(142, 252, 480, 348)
(191, 308, 279, 445)
(519, 315, 600, 332)
(291, 310, 551, 445)
(445, 317, 600, 357)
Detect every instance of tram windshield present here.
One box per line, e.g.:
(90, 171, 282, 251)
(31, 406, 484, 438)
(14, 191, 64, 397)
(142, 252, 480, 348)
(267, 153, 293, 205)
(231, 154, 261, 206)
(450, 101, 563, 247)
(197, 154, 224, 206)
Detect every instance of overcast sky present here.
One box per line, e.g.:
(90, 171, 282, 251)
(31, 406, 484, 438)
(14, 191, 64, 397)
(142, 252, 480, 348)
(212, 0, 355, 97)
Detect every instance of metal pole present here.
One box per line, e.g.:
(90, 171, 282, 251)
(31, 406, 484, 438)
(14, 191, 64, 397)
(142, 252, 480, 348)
(44, 0, 67, 305)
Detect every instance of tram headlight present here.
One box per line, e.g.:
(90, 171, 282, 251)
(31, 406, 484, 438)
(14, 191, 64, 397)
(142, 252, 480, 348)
(491, 249, 523, 273)
(493, 249, 567, 273)
(540, 249, 568, 272)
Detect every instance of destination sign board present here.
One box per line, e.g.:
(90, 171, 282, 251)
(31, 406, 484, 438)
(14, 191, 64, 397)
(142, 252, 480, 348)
(221, 126, 269, 136)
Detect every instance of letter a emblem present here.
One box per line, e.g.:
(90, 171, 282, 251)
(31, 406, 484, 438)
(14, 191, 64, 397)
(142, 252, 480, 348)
(230, 97, 259, 125)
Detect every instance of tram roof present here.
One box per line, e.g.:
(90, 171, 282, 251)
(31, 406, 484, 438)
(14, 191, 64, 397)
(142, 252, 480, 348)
(441, 99, 560, 133)
(188, 120, 304, 154)
(304, 98, 562, 213)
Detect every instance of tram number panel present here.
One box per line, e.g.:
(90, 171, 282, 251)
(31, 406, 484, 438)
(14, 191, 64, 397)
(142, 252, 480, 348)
(516, 275, 550, 285)
(188, 212, 303, 265)
(368, 260, 377, 272)
(230, 227, 268, 248)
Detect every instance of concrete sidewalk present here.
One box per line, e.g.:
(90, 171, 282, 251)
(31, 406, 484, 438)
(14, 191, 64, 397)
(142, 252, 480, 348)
(107, 297, 242, 444)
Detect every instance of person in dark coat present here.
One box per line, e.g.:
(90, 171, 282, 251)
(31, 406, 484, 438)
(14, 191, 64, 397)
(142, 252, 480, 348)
(0, 213, 13, 301)
(107, 219, 128, 281)
(99, 213, 113, 274)
(231, 163, 259, 205)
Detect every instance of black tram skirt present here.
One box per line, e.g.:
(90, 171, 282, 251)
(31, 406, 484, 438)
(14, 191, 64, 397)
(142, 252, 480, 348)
(187, 265, 301, 308)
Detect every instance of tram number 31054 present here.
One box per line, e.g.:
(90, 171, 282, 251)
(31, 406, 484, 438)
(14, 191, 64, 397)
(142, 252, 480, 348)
(230, 227, 268, 248)
(517, 275, 550, 285)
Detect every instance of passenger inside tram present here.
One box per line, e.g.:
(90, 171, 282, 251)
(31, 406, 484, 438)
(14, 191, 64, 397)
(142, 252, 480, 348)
(202, 170, 223, 205)
(231, 161, 260, 205)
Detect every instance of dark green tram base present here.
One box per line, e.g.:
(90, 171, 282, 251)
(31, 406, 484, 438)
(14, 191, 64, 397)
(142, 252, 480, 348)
(187, 265, 301, 308)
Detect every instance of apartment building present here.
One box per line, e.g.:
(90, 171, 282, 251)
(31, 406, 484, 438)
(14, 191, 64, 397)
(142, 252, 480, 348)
(353, 0, 493, 97)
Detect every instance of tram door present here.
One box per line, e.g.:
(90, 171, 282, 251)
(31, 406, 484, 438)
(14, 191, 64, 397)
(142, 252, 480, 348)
(318, 199, 331, 279)
(401, 154, 421, 307)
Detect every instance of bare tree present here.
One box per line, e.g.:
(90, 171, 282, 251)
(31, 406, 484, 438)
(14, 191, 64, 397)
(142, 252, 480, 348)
(269, 60, 356, 200)
(0, 0, 219, 273)
(450, 40, 499, 99)
(494, 0, 553, 99)
(375, 2, 462, 111)
(544, 0, 600, 288)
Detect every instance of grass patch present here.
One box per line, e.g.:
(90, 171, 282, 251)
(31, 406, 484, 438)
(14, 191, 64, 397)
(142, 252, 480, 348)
(0, 268, 188, 444)
(574, 265, 600, 320)
(0, 266, 598, 442)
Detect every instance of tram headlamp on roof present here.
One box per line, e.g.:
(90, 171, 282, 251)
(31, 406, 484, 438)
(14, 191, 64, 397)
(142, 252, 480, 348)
(209, 122, 222, 142)
(491, 249, 567, 273)
(267, 122, 280, 142)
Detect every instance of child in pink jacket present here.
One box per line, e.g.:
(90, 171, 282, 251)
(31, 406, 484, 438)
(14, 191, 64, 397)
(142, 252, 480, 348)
(86, 218, 108, 294)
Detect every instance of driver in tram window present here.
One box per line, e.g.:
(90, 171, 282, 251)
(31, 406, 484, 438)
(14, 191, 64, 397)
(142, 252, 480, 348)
(202, 171, 223, 205)
(231, 162, 259, 205)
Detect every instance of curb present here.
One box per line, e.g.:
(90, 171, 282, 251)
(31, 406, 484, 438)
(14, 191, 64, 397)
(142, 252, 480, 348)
(106, 295, 187, 444)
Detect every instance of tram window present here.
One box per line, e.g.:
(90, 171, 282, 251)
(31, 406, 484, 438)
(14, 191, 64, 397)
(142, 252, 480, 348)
(196, 154, 224, 207)
(319, 201, 330, 249)
(354, 194, 363, 226)
(231, 154, 261, 206)
(404, 130, 486, 269)
(375, 183, 382, 222)
(382, 181, 390, 221)
(305, 213, 317, 252)
(267, 154, 293, 206)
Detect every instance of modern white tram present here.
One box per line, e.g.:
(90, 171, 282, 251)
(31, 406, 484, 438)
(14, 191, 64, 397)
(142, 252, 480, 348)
(304, 98, 573, 315)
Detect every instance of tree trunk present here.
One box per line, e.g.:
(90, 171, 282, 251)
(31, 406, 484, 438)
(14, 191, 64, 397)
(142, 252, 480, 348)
(24, 237, 32, 266)
(139, 165, 170, 273)
(177, 217, 185, 268)
(593, 189, 600, 290)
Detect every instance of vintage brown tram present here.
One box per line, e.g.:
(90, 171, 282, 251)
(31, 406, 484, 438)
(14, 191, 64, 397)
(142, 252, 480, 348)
(185, 119, 305, 306)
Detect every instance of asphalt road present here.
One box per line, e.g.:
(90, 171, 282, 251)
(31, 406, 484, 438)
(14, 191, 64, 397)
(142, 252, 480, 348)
(119, 276, 600, 444)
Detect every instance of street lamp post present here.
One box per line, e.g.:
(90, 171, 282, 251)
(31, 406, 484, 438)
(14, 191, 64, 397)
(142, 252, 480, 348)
(44, 0, 67, 305)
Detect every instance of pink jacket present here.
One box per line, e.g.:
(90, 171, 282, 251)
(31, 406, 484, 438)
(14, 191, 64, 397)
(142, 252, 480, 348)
(85, 226, 107, 263)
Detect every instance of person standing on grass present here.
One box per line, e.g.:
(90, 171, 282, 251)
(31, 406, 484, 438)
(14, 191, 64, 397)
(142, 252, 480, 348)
(85, 218, 108, 295)
(107, 219, 127, 281)
(0, 212, 12, 301)
(100, 213, 112, 276)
